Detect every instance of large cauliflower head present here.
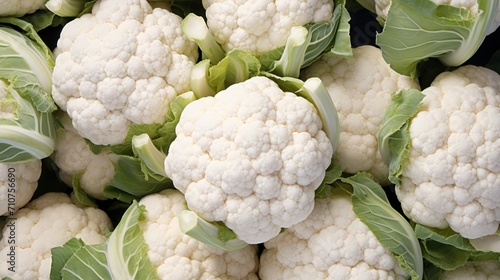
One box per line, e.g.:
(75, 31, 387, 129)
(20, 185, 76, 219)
(52, 0, 199, 145)
(0, 192, 112, 279)
(302, 45, 419, 185)
(164, 76, 333, 244)
(0, 160, 41, 215)
(202, 0, 334, 54)
(397, 65, 500, 239)
(138, 189, 259, 280)
(259, 189, 407, 279)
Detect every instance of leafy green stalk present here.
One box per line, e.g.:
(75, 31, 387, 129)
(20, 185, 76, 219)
(207, 50, 261, 93)
(0, 18, 56, 112)
(329, 3, 352, 58)
(300, 77, 340, 152)
(50, 238, 89, 280)
(337, 173, 424, 279)
(377, 89, 424, 185)
(0, 81, 56, 162)
(178, 210, 248, 251)
(132, 133, 167, 180)
(265, 26, 310, 78)
(314, 163, 344, 199)
(190, 59, 217, 98)
(45, 0, 92, 17)
(189, 50, 261, 96)
(50, 201, 159, 279)
(376, 0, 499, 78)
(104, 155, 173, 203)
(181, 13, 226, 65)
(415, 224, 500, 270)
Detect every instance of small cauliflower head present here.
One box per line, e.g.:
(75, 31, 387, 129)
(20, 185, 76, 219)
(302, 45, 419, 185)
(0, 0, 47, 17)
(164, 76, 333, 244)
(139, 189, 259, 280)
(52, 0, 199, 145)
(442, 261, 500, 280)
(52, 112, 117, 200)
(0, 160, 41, 215)
(0, 192, 112, 280)
(397, 65, 500, 239)
(202, 0, 333, 54)
(259, 189, 407, 279)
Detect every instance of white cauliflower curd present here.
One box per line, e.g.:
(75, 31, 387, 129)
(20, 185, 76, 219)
(52, 0, 199, 145)
(138, 189, 259, 280)
(0, 160, 41, 215)
(0, 192, 112, 279)
(259, 187, 408, 279)
(202, 0, 334, 54)
(396, 65, 500, 239)
(164, 76, 333, 244)
(302, 45, 419, 185)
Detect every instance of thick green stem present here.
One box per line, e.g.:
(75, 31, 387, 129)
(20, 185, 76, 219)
(178, 210, 248, 251)
(190, 59, 216, 98)
(181, 13, 226, 65)
(131, 133, 167, 178)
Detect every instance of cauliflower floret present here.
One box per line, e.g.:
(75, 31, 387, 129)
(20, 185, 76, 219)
(302, 45, 419, 185)
(0, 160, 41, 215)
(52, 112, 117, 200)
(0, 192, 112, 279)
(139, 189, 259, 279)
(165, 76, 333, 244)
(0, 0, 47, 17)
(202, 0, 334, 54)
(259, 189, 407, 279)
(397, 65, 500, 239)
(52, 0, 199, 145)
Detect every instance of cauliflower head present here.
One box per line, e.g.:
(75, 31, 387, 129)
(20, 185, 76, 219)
(52, 0, 199, 145)
(0, 0, 47, 17)
(164, 76, 333, 244)
(52, 112, 117, 200)
(259, 188, 407, 279)
(302, 45, 419, 185)
(0, 160, 41, 215)
(202, 0, 334, 54)
(397, 65, 500, 239)
(0, 192, 112, 279)
(138, 189, 259, 280)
